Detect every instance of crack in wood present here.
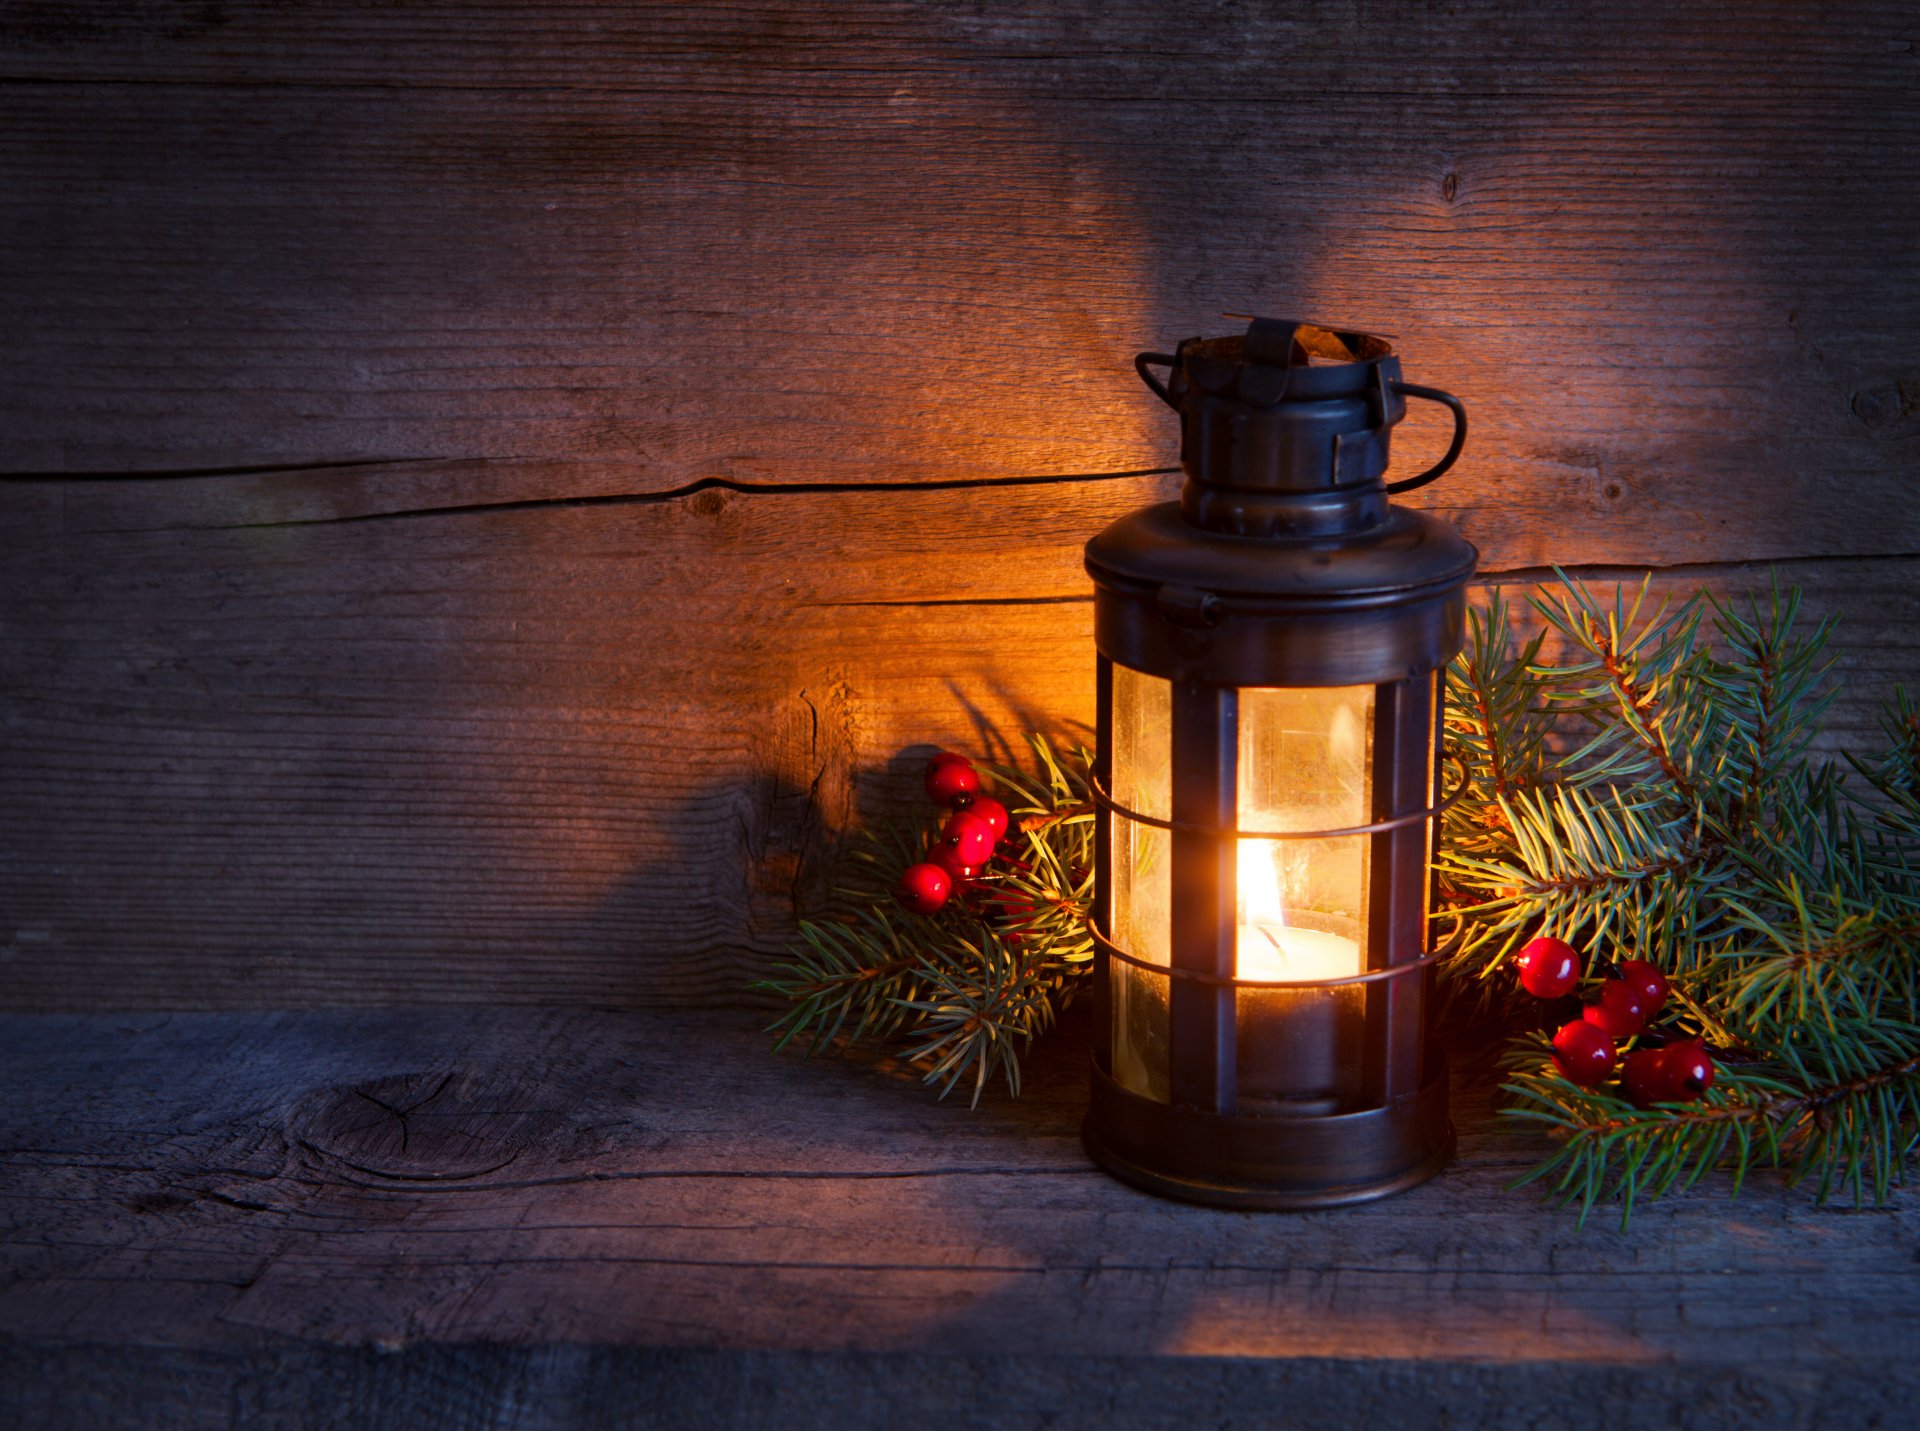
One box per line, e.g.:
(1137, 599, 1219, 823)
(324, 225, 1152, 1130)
(1483, 551, 1920, 581)
(3, 466, 1184, 535)
(808, 594, 1095, 609)
(298, 1142, 524, 1184)
(375, 1164, 1103, 1193)
(0, 456, 440, 482)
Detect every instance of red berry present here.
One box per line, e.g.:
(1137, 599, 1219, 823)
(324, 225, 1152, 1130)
(896, 862, 951, 915)
(1662, 1039, 1716, 1101)
(1515, 936, 1583, 999)
(1621, 1046, 1678, 1108)
(928, 843, 981, 885)
(1583, 980, 1650, 1039)
(965, 796, 1009, 843)
(939, 810, 996, 866)
(925, 756, 980, 807)
(1551, 1019, 1617, 1087)
(1615, 959, 1670, 1016)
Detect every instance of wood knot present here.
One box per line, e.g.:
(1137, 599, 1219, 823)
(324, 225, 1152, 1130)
(289, 1069, 564, 1184)
(1851, 379, 1918, 437)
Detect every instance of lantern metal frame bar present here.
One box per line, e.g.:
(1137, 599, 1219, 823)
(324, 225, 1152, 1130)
(1086, 921, 1456, 987)
(1085, 756, 1469, 839)
(1167, 681, 1239, 1114)
(1091, 653, 1116, 1079)
(1368, 674, 1439, 1103)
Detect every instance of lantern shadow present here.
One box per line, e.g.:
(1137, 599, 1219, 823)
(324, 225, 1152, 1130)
(622, 748, 1685, 1367)
(744, 984, 1684, 1365)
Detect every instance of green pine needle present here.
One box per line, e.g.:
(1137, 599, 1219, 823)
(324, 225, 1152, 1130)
(751, 732, 1096, 1105)
(759, 572, 1920, 1224)
(1447, 571, 1920, 1222)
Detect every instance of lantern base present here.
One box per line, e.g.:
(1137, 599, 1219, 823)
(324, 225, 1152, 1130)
(1082, 1055, 1453, 1210)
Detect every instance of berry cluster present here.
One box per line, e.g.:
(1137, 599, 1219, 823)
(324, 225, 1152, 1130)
(896, 753, 1013, 915)
(1514, 935, 1717, 1107)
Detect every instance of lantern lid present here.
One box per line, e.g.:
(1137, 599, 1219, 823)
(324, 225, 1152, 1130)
(1088, 319, 1477, 685)
(1134, 317, 1471, 540)
(1084, 499, 1475, 607)
(1084, 499, 1475, 686)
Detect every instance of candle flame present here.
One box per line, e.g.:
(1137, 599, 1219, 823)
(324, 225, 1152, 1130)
(1237, 838, 1362, 982)
(1238, 839, 1288, 939)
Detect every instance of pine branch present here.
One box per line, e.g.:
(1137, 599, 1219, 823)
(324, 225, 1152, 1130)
(1453, 573, 1920, 1223)
(760, 573, 1920, 1223)
(756, 733, 1096, 1103)
(1529, 574, 1721, 802)
(896, 928, 1061, 1105)
(1438, 782, 1722, 977)
(1499, 1023, 1920, 1226)
(1445, 590, 1554, 810)
(1501, 1041, 1796, 1228)
(754, 907, 930, 1054)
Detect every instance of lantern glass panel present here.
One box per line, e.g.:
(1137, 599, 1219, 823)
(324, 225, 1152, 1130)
(1234, 684, 1374, 979)
(1234, 684, 1375, 1110)
(1109, 661, 1171, 1102)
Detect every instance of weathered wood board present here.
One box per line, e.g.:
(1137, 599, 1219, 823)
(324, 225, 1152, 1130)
(4, 1, 1919, 1009)
(5, 475, 1917, 1009)
(4, 1006, 1917, 1428)
(3, 1, 1918, 550)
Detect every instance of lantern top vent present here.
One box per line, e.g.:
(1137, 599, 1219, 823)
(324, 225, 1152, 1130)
(1135, 317, 1466, 542)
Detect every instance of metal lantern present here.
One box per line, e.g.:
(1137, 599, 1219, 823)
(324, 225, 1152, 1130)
(1082, 318, 1477, 1208)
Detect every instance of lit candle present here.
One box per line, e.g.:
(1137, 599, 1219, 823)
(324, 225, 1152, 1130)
(1235, 839, 1361, 983)
(1234, 839, 1364, 1111)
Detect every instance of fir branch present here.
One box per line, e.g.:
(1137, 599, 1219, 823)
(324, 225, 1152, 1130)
(757, 733, 1096, 1102)
(896, 928, 1061, 1105)
(1530, 574, 1720, 802)
(1438, 782, 1722, 973)
(1702, 581, 1837, 825)
(1445, 590, 1553, 807)
(755, 907, 929, 1055)
(1497, 1025, 1920, 1225)
(762, 573, 1920, 1224)
(1501, 1043, 1796, 1228)
(1454, 573, 1920, 1223)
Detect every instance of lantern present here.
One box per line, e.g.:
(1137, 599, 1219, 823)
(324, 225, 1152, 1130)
(1082, 318, 1476, 1208)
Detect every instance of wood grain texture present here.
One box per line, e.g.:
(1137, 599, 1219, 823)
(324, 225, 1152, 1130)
(4, 1, 1920, 1010)
(6, 465, 1919, 1010)
(2, 2, 1918, 565)
(3, 1007, 1917, 1428)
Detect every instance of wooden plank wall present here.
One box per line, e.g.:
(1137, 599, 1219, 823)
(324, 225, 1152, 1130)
(3, 2, 1917, 1010)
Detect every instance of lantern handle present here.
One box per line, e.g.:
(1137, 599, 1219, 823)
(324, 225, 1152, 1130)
(1384, 382, 1467, 494)
(1134, 351, 1181, 411)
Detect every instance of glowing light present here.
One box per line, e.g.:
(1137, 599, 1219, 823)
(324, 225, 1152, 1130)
(1236, 838, 1361, 983)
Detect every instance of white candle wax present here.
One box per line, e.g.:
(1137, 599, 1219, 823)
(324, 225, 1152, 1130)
(1237, 923, 1361, 984)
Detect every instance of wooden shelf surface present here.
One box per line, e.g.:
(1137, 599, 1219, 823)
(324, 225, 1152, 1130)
(4, 1006, 1916, 1428)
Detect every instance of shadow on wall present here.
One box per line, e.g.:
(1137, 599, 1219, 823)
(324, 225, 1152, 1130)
(945, 3, 1915, 570)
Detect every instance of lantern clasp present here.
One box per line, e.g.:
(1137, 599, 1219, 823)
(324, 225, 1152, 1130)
(1154, 583, 1222, 629)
